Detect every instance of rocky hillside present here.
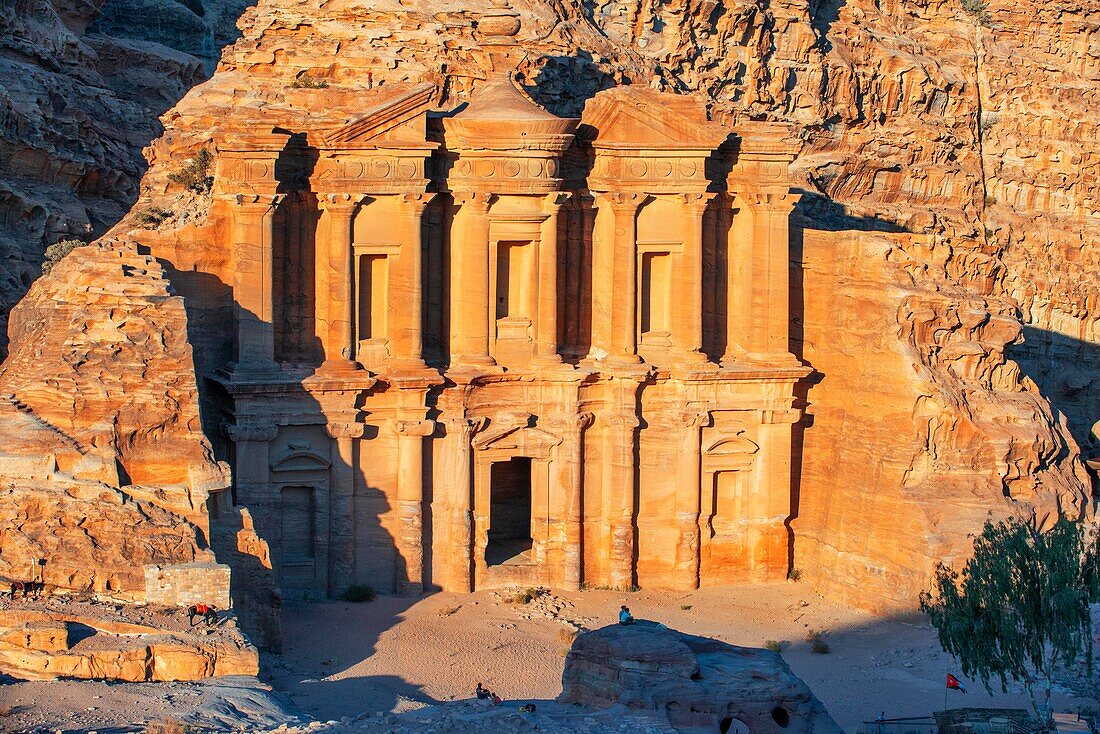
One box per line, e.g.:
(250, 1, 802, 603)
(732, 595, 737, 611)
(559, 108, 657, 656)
(0, 0, 250, 355)
(2, 0, 1097, 611)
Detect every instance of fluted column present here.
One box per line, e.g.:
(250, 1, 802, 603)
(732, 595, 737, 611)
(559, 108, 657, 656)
(742, 191, 800, 361)
(326, 421, 364, 595)
(592, 192, 644, 364)
(395, 417, 435, 595)
(674, 408, 709, 589)
(230, 194, 284, 376)
(450, 193, 495, 367)
(606, 410, 640, 590)
(393, 193, 435, 368)
(319, 194, 361, 372)
(675, 193, 713, 361)
(535, 192, 569, 364)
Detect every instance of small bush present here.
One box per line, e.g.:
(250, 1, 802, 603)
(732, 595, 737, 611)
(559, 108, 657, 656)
(984, 194, 997, 206)
(962, 0, 991, 26)
(341, 584, 376, 603)
(511, 587, 546, 604)
(680, 604, 693, 611)
(806, 629, 830, 654)
(787, 568, 802, 582)
(984, 227, 995, 240)
(41, 238, 83, 275)
(167, 148, 214, 193)
(764, 639, 785, 652)
(290, 73, 329, 89)
(134, 206, 173, 228)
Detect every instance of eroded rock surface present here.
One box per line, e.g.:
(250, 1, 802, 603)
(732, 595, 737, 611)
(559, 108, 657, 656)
(0, 597, 258, 682)
(561, 623, 841, 734)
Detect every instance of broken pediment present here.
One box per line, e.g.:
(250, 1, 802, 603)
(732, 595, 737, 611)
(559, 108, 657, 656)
(473, 415, 562, 458)
(321, 83, 437, 148)
(580, 87, 730, 152)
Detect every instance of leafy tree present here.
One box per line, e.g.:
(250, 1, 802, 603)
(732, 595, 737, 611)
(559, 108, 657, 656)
(920, 517, 1100, 722)
(41, 238, 83, 275)
(167, 148, 214, 193)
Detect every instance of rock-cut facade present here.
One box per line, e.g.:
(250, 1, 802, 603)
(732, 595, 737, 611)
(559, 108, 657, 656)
(212, 42, 807, 598)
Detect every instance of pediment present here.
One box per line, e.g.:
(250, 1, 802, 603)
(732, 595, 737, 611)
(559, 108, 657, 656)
(322, 83, 437, 147)
(473, 415, 562, 456)
(270, 443, 331, 472)
(581, 87, 730, 151)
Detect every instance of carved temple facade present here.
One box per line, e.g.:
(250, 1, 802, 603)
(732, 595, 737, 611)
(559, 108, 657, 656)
(210, 77, 808, 598)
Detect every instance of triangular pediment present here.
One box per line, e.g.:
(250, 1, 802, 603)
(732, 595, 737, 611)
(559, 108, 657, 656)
(580, 87, 730, 151)
(323, 83, 437, 147)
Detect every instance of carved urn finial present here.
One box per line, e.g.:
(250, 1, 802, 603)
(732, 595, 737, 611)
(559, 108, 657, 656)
(477, 0, 524, 73)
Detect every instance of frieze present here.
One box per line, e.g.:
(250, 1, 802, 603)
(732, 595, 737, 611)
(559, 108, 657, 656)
(449, 155, 562, 183)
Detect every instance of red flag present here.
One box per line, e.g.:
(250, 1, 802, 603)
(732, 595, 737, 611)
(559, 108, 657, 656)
(946, 674, 967, 693)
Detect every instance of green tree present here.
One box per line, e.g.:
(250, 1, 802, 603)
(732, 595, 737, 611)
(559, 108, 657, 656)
(920, 517, 1100, 722)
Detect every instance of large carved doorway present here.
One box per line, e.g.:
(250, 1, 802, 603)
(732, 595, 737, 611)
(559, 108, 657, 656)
(280, 485, 316, 594)
(486, 457, 533, 566)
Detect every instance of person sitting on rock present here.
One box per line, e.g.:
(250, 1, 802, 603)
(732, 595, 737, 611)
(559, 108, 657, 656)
(476, 682, 491, 700)
(187, 602, 218, 627)
(618, 605, 635, 625)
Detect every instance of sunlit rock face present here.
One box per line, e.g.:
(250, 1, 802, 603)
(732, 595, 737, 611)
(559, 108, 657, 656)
(1, 0, 1095, 615)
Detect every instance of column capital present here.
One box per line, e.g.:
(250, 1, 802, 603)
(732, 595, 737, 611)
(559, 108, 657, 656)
(326, 421, 367, 439)
(226, 422, 278, 443)
(442, 415, 490, 438)
(595, 191, 646, 213)
(399, 191, 437, 213)
(680, 408, 711, 429)
(452, 191, 493, 213)
(681, 191, 716, 212)
(735, 190, 801, 214)
(319, 192, 364, 213)
(396, 418, 436, 437)
(760, 408, 802, 425)
(543, 191, 572, 212)
(603, 412, 641, 432)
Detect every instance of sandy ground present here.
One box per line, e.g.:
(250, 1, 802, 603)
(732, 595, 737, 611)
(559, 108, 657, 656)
(2, 583, 1095, 733)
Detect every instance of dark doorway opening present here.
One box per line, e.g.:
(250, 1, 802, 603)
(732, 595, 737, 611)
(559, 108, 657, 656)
(486, 457, 533, 566)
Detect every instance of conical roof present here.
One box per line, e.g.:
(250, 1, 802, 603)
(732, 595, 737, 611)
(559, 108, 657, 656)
(444, 73, 578, 147)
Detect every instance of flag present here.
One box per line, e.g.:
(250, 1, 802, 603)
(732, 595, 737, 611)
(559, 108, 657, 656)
(946, 674, 967, 693)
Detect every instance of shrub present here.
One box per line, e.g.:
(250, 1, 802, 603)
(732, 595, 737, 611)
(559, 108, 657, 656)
(920, 517, 1100, 723)
(167, 148, 214, 193)
(146, 720, 191, 734)
(134, 207, 173, 228)
(341, 584, 376, 603)
(764, 639, 785, 652)
(962, 0, 992, 26)
(806, 629, 830, 654)
(787, 567, 802, 582)
(680, 604, 693, 611)
(558, 626, 578, 645)
(511, 587, 545, 604)
(41, 238, 83, 275)
(290, 73, 329, 89)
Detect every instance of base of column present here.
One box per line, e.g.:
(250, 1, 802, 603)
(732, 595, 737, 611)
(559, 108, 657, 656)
(227, 360, 283, 383)
(317, 358, 363, 375)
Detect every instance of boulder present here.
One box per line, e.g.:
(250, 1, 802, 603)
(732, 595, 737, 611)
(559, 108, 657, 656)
(561, 623, 842, 734)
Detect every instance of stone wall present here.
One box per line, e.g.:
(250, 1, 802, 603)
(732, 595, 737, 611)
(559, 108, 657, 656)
(144, 562, 232, 608)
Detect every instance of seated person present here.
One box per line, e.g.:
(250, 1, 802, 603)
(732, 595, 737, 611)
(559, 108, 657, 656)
(476, 682, 491, 700)
(618, 605, 635, 625)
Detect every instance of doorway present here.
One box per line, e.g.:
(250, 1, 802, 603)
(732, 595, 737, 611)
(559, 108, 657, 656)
(486, 457, 533, 566)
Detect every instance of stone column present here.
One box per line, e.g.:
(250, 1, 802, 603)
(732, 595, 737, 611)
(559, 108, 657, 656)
(226, 421, 279, 529)
(442, 416, 484, 591)
(395, 417, 435, 595)
(326, 421, 364, 595)
(230, 194, 284, 376)
(719, 194, 746, 364)
(675, 193, 712, 362)
(562, 412, 593, 590)
(674, 408, 709, 590)
(450, 192, 495, 367)
(535, 193, 569, 364)
(393, 193, 435, 367)
(319, 194, 361, 372)
(606, 410, 640, 590)
(610, 193, 644, 364)
(743, 192, 800, 360)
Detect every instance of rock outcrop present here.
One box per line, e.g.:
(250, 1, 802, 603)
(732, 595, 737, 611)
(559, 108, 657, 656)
(561, 623, 842, 734)
(0, 239, 228, 596)
(0, 598, 259, 682)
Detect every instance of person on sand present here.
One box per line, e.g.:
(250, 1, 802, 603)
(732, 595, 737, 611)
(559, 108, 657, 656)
(187, 602, 217, 627)
(618, 605, 635, 625)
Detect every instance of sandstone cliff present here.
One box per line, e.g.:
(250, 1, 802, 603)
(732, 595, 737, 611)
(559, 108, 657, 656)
(0, 0, 250, 356)
(2, 0, 1096, 612)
